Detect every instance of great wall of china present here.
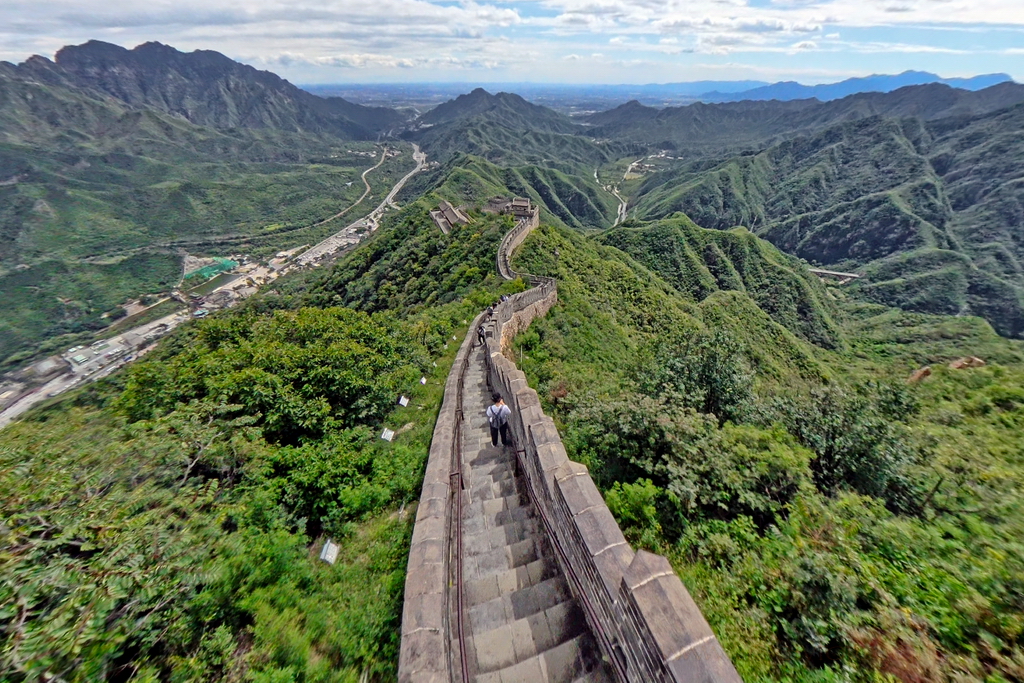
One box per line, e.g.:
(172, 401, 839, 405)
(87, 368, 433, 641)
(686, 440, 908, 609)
(398, 204, 742, 683)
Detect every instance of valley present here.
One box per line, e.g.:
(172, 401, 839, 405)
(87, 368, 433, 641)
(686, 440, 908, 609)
(2, 38, 1024, 683)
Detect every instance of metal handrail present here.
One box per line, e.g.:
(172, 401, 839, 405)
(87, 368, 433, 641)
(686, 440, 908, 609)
(449, 348, 472, 683)
(488, 213, 629, 682)
(509, 442, 629, 682)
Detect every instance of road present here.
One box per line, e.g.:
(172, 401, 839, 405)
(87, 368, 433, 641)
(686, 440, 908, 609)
(296, 144, 426, 265)
(309, 147, 388, 229)
(1, 142, 430, 430)
(595, 168, 628, 225)
(0, 311, 189, 429)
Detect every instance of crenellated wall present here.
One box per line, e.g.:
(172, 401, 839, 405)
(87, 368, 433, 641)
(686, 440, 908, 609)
(477, 216, 743, 683)
(399, 211, 742, 683)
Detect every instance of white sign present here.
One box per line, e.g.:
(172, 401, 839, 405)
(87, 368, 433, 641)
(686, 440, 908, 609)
(381, 428, 396, 442)
(420, 377, 427, 385)
(398, 395, 410, 407)
(320, 539, 339, 564)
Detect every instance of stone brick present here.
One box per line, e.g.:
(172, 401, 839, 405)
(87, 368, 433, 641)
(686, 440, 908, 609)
(622, 551, 716, 665)
(404, 557, 444, 598)
(408, 538, 444, 568)
(555, 463, 604, 516)
(410, 513, 446, 545)
(593, 541, 635, 597)
(398, 628, 445, 678)
(415, 495, 446, 522)
(401, 591, 445, 634)
(666, 638, 743, 683)
(573, 506, 626, 554)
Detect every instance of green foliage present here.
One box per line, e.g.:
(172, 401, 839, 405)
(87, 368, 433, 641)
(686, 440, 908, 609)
(601, 215, 843, 349)
(511, 220, 1024, 681)
(632, 328, 753, 424)
(766, 384, 918, 512)
(0, 287, 463, 680)
(605, 479, 662, 549)
(295, 202, 514, 315)
(117, 307, 421, 444)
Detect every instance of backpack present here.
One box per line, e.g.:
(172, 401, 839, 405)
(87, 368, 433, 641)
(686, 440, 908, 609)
(487, 404, 509, 428)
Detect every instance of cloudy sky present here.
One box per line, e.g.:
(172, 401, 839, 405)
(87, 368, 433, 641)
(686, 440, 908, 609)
(1, 0, 1022, 84)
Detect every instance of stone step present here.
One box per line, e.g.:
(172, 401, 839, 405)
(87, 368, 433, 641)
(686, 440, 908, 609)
(466, 448, 513, 469)
(463, 516, 542, 557)
(470, 599, 587, 675)
(463, 537, 545, 582)
(462, 492, 525, 520)
(468, 462, 516, 485)
(462, 504, 536, 537)
(467, 474, 519, 503)
(464, 557, 559, 605)
(467, 576, 572, 635)
(474, 630, 595, 683)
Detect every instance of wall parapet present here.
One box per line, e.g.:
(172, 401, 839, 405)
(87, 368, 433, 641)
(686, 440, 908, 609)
(479, 218, 742, 683)
(400, 212, 741, 683)
(398, 309, 486, 683)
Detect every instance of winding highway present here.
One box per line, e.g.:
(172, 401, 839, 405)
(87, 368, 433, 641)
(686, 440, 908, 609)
(297, 143, 426, 265)
(0, 142, 429, 430)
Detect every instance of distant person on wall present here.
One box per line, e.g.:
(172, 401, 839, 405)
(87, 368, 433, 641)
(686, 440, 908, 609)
(477, 324, 486, 347)
(487, 392, 511, 447)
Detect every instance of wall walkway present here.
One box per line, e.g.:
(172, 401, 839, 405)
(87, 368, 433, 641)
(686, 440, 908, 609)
(399, 209, 742, 683)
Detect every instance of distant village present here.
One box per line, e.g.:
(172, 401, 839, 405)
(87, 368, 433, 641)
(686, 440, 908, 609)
(1, 193, 537, 425)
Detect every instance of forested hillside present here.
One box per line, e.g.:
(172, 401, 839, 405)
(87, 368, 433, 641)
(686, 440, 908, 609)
(405, 88, 629, 172)
(0, 205, 527, 681)
(629, 104, 1024, 337)
(8, 40, 408, 138)
(0, 47, 418, 365)
(511, 220, 1024, 682)
(401, 154, 619, 230)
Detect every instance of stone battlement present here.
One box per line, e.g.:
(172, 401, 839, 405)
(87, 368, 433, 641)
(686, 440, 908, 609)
(398, 212, 741, 683)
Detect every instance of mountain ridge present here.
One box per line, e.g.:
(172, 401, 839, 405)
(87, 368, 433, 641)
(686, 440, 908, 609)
(5, 40, 408, 140)
(583, 82, 1024, 154)
(703, 70, 1014, 103)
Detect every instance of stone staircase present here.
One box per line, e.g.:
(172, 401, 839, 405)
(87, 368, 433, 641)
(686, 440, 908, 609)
(459, 345, 612, 683)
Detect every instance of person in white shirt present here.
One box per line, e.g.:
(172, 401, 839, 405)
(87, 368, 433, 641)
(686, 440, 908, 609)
(486, 392, 511, 447)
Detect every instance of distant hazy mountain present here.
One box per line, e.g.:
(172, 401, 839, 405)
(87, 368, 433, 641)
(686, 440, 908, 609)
(8, 40, 407, 139)
(704, 71, 1013, 103)
(414, 87, 579, 134)
(584, 82, 1024, 153)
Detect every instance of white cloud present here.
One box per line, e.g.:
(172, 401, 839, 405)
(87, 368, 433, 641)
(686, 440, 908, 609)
(0, 0, 1021, 82)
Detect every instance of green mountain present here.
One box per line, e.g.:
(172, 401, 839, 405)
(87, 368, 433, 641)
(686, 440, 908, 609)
(584, 82, 1024, 155)
(629, 104, 1024, 337)
(415, 88, 578, 133)
(599, 216, 842, 349)
(400, 153, 619, 230)
(405, 88, 620, 171)
(0, 52, 418, 365)
(8, 40, 408, 139)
